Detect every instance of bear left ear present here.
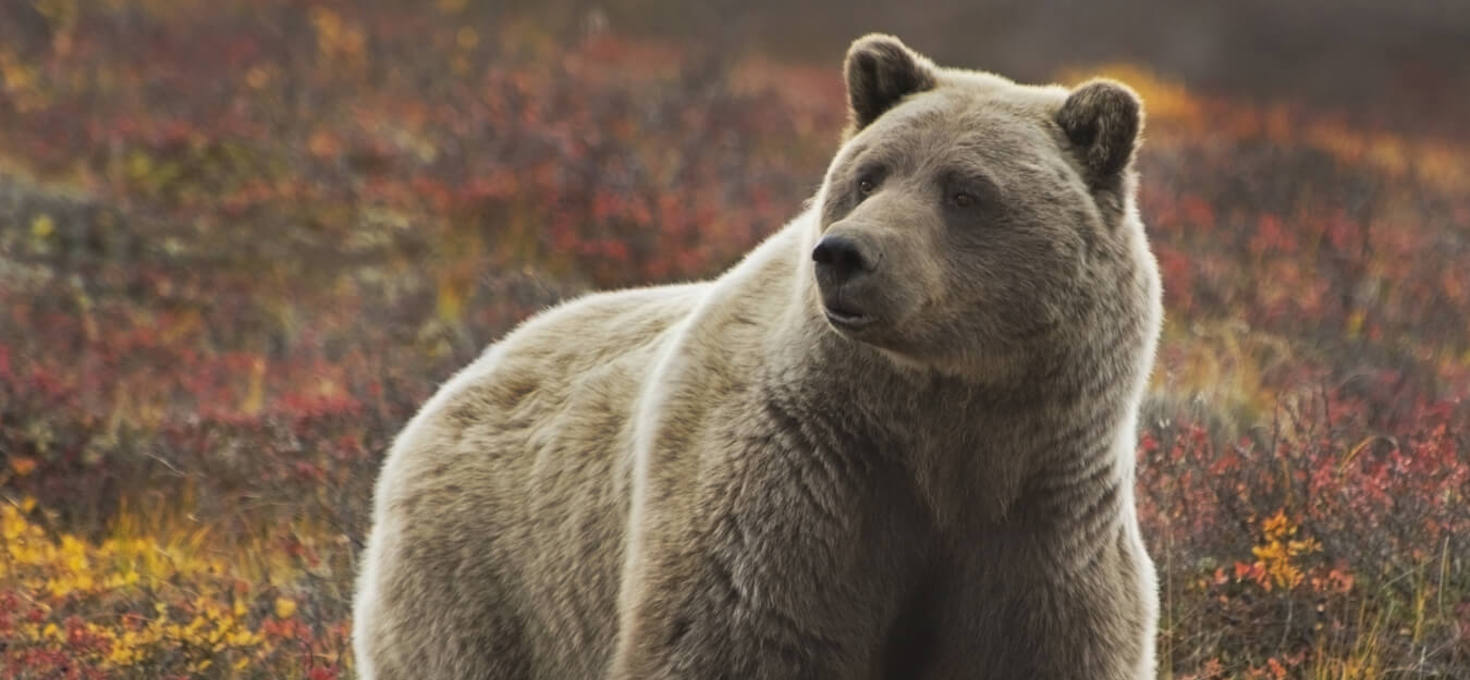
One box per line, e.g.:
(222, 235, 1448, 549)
(844, 34, 936, 135)
(1056, 79, 1144, 188)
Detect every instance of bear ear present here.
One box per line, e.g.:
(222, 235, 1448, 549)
(844, 34, 937, 135)
(1056, 79, 1144, 188)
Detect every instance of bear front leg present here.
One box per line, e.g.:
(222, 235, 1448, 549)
(609, 444, 930, 679)
(924, 525, 1159, 680)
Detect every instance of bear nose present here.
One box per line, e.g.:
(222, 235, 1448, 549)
(812, 235, 874, 282)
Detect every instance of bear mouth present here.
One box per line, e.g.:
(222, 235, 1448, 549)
(823, 302, 875, 330)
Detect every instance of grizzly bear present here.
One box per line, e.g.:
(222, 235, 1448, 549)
(354, 34, 1162, 679)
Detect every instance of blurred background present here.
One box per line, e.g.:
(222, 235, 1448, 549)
(0, 1, 1466, 677)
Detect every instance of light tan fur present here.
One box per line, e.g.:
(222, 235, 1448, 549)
(354, 34, 1162, 679)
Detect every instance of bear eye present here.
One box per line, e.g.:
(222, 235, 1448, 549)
(951, 191, 978, 208)
(858, 177, 878, 196)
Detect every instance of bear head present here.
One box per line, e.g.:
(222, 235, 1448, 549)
(812, 34, 1155, 383)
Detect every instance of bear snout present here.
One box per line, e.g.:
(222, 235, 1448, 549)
(813, 233, 888, 330)
(812, 233, 877, 283)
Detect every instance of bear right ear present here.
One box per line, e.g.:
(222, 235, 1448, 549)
(844, 34, 936, 135)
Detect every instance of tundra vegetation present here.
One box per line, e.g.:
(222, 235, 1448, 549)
(0, 2, 1466, 678)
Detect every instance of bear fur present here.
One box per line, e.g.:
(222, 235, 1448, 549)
(353, 34, 1162, 679)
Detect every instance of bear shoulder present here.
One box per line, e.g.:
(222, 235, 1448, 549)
(370, 282, 707, 504)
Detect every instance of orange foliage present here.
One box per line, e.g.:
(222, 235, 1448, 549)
(1, 2, 1467, 678)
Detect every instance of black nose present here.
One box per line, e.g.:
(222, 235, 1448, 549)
(812, 235, 873, 281)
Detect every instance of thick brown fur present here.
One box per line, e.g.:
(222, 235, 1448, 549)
(354, 34, 1162, 679)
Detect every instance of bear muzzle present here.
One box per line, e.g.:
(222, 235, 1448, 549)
(812, 234, 875, 282)
(813, 234, 885, 331)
